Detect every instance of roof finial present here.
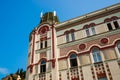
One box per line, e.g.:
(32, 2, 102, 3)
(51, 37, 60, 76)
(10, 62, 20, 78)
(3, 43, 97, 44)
(53, 11, 56, 16)
(40, 12, 43, 18)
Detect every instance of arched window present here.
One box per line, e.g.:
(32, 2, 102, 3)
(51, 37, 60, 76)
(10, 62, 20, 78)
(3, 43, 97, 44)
(91, 27, 96, 35)
(69, 54, 78, 67)
(66, 33, 69, 42)
(117, 43, 120, 53)
(71, 32, 75, 41)
(40, 60, 46, 73)
(113, 20, 119, 29)
(92, 48, 102, 63)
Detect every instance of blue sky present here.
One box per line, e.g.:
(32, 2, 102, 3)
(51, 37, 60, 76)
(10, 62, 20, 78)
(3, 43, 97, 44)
(0, 0, 120, 79)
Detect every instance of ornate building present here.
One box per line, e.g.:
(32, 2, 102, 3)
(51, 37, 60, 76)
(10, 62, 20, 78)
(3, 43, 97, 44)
(26, 3, 120, 80)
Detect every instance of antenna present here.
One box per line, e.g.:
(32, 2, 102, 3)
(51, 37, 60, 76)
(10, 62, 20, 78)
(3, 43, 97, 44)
(53, 11, 56, 16)
(40, 12, 43, 18)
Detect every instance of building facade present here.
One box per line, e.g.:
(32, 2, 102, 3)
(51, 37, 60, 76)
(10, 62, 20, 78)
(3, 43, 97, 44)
(26, 3, 120, 80)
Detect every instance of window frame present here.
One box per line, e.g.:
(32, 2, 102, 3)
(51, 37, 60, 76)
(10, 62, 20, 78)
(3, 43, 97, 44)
(113, 20, 119, 29)
(69, 54, 78, 67)
(92, 48, 102, 63)
(71, 32, 75, 41)
(40, 60, 46, 73)
(117, 43, 120, 53)
(106, 22, 113, 31)
(66, 33, 69, 42)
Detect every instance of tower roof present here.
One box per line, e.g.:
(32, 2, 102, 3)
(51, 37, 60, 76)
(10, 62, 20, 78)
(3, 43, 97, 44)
(40, 12, 59, 23)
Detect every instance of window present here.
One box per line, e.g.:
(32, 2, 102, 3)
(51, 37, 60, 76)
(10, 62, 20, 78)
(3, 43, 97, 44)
(113, 20, 119, 29)
(91, 27, 96, 35)
(71, 32, 75, 41)
(40, 60, 46, 73)
(45, 40, 47, 48)
(40, 41, 43, 49)
(98, 77, 107, 80)
(66, 33, 69, 42)
(85, 28, 90, 36)
(107, 23, 113, 31)
(92, 48, 102, 63)
(70, 54, 78, 67)
(117, 43, 120, 53)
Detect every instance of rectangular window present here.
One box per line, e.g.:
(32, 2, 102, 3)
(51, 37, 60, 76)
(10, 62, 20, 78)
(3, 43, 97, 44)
(45, 40, 47, 48)
(40, 41, 43, 49)
(91, 27, 96, 35)
(107, 23, 113, 31)
(86, 29, 90, 36)
(113, 21, 119, 29)
(40, 65, 46, 73)
(71, 32, 75, 41)
(66, 34, 69, 42)
(70, 59, 77, 67)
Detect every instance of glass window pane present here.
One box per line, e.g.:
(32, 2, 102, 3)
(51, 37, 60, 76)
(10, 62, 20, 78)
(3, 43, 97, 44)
(113, 21, 119, 29)
(107, 23, 113, 31)
(92, 48, 102, 62)
(86, 29, 90, 36)
(40, 60, 46, 73)
(66, 34, 69, 42)
(70, 54, 78, 67)
(117, 43, 120, 53)
(71, 32, 75, 41)
(91, 27, 96, 35)
(45, 40, 47, 48)
(98, 77, 107, 80)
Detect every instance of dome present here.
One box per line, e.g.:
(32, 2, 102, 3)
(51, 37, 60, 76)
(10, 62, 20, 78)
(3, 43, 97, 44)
(40, 12, 59, 23)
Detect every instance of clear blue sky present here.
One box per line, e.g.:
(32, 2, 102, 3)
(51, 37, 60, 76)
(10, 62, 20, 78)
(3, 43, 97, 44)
(0, 0, 120, 79)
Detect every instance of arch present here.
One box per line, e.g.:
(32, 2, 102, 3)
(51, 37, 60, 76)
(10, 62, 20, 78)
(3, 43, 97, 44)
(89, 23, 96, 27)
(89, 45, 101, 52)
(83, 24, 89, 29)
(66, 50, 78, 58)
(104, 18, 112, 23)
(111, 16, 119, 20)
(70, 29, 75, 32)
(37, 58, 47, 65)
(38, 26, 49, 34)
(113, 39, 120, 46)
(64, 30, 70, 34)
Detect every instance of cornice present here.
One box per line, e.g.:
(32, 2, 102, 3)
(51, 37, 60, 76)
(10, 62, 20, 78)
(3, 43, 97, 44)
(55, 3, 120, 30)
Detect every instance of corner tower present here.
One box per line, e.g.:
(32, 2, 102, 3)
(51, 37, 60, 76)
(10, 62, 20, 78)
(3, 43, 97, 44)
(26, 12, 60, 80)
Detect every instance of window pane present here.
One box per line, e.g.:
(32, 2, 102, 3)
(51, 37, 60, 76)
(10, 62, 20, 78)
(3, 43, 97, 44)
(107, 23, 113, 30)
(91, 27, 96, 35)
(117, 43, 120, 53)
(66, 34, 69, 42)
(40, 60, 46, 73)
(70, 59, 77, 67)
(45, 40, 47, 48)
(70, 54, 78, 67)
(70, 54, 76, 59)
(113, 21, 119, 29)
(71, 32, 75, 41)
(86, 29, 90, 36)
(40, 41, 43, 49)
(98, 77, 107, 80)
(92, 48, 102, 62)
